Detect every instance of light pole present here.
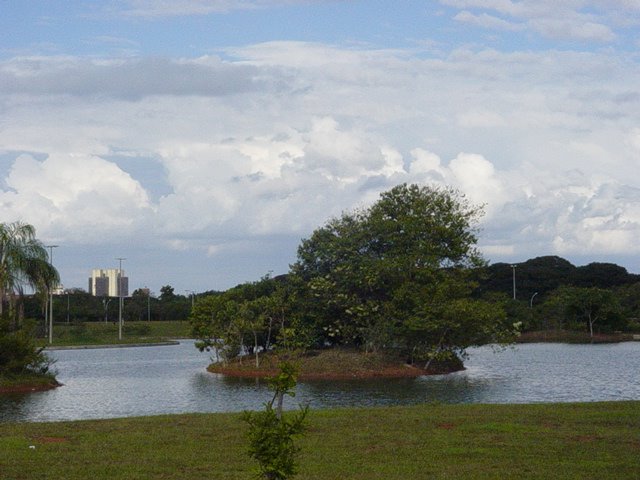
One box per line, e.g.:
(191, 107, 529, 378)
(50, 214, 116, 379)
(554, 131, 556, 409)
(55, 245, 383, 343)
(186, 290, 194, 309)
(510, 264, 517, 300)
(116, 257, 126, 340)
(46, 245, 58, 344)
(530, 292, 538, 308)
(145, 286, 151, 322)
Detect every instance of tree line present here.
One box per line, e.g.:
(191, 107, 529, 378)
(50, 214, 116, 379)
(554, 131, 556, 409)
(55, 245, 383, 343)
(20, 284, 194, 329)
(477, 257, 640, 337)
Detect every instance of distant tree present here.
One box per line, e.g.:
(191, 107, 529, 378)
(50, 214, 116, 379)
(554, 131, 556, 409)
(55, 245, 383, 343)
(570, 263, 639, 289)
(159, 285, 176, 302)
(477, 256, 576, 302)
(549, 286, 625, 337)
(156, 285, 190, 321)
(125, 288, 154, 322)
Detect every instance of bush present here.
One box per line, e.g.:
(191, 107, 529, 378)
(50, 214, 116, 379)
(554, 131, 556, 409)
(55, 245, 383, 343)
(0, 323, 54, 377)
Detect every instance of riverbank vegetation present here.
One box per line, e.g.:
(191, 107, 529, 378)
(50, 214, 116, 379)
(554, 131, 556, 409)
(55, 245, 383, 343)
(192, 184, 515, 376)
(1, 401, 638, 479)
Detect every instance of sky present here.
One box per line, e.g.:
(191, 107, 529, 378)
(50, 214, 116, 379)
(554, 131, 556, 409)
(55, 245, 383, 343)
(1, 1, 640, 295)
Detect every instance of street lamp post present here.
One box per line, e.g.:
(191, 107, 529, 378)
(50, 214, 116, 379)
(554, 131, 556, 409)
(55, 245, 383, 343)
(510, 264, 517, 300)
(530, 292, 538, 309)
(186, 290, 194, 309)
(116, 257, 126, 341)
(46, 245, 58, 345)
(145, 286, 151, 322)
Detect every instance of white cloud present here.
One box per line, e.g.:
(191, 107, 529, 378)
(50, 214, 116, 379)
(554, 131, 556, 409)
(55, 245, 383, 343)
(441, 0, 620, 42)
(457, 110, 506, 128)
(111, 0, 316, 17)
(0, 154, 152, 243)
(454, 10, 524, 31)
(0, 56, 270, 99)
(1, 40, 640, 277)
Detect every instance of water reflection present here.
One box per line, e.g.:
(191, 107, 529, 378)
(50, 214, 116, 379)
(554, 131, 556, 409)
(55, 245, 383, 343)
(2, 340, 640, 422)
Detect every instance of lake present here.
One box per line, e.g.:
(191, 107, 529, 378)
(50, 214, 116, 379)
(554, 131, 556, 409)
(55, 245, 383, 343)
(1, 340, 639, 422)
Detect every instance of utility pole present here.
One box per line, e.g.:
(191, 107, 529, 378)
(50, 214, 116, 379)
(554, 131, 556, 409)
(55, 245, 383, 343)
(116, 257, 126, 341)
(145, 286, 151, 322)
(46, 245, 58, 344)
(511, 264, 517, 300)
(186, 290, 195, 309)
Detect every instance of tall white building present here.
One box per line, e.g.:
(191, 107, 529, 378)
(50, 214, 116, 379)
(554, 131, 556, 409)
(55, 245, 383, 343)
(88, 269, 129, 297)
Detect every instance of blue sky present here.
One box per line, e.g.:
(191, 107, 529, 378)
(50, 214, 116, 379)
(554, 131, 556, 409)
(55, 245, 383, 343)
(1, 1, 640, 295)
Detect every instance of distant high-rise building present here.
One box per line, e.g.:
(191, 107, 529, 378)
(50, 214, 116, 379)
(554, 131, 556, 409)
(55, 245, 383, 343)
(88, 269, 129, 297)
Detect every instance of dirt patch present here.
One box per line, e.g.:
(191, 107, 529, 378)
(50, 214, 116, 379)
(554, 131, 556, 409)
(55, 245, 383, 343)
(207, 349, 464, 380)
(0, 382, 61, 394)
(209, 366, 428, 380)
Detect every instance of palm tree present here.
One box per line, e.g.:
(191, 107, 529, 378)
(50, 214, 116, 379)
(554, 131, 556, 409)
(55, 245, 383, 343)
(0, 221, 59, 329)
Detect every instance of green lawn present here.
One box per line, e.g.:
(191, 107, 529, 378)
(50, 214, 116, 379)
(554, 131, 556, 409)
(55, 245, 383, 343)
(1, 401, 638, 479)
(37, 320, 192, 347)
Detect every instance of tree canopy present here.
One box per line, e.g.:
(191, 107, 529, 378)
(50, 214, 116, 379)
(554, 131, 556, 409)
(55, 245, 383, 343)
(290, 183, 512, 365)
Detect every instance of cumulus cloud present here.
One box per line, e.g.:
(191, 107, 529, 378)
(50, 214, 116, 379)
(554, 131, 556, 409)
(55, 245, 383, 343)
(1, 40, 640, 276)
(0, 154, 153, 243)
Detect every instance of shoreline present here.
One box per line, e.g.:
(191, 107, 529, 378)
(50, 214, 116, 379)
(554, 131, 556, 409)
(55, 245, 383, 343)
(208, 363, 439, 380)
(0, 379, 62, 394)
(2, 341, 183, 394)
(44, 340, 181, 351)
(206, 348, 464, 380)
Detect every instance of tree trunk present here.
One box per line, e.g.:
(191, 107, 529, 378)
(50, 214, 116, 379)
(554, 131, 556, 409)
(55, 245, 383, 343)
(254, 331, 260, 368)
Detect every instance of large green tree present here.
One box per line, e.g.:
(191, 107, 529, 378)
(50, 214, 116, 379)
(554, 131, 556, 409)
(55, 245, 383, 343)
(291, 183, 512, 366)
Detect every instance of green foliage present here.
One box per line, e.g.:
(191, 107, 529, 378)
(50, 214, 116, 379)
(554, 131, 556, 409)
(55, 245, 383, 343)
(190, 276, 300, 365)
(291, 183, 511, 361)
(0, 319, 53, 376)
(546, 286, 625, 337)
(0, 221, 59, 328)
(570, 262, 639, 289)
(242, 362, 308, 480)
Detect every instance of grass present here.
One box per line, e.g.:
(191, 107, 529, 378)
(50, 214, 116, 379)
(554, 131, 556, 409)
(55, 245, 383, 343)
(1, 401, 639, 479)
(36, 320, 192, 347)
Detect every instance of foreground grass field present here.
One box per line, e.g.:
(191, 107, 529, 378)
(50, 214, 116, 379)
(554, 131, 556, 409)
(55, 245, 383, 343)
(37, 320, 192, 347)
(1, 401, 638, 479)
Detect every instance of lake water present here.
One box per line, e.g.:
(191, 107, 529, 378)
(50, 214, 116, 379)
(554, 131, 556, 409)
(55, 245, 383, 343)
(2, 340, 640, 423)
